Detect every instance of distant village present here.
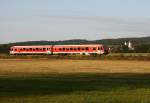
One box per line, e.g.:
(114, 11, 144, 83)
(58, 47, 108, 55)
(123, 41, 134, 50)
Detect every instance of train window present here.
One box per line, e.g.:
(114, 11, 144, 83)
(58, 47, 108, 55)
(11, 48, 13, 51)
(40, 48, 42, 51)
(82, 48, 85, 50)
(59, 48, 62, 51)
(63, 48, 65, 50)
(78, 48, 81, 50)
(23, 48, 26, 51)
(101, 47, 103, 50)
(20, 48, 23, 51)
(98, 47, 100, 50)
(36, 48, 39, 51)
(47, 48, 49, 50)
(33, 48, 35, 51)
(74, 48, 77, 50)
(86, 47, 89, 50)
(43, 48, 46, 51)
(70, 48, 73, 50)
(93, 48, 96, 50)
(29, 48, 32, 51)
(66, 48, 69, 51)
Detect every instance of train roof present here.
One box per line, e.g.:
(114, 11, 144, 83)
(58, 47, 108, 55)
(11, 44, 103, 48)
(11, 45, 52, 48)
(54, 44, 103, 47)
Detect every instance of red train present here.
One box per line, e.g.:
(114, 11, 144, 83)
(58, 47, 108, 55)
(10, 44, 110, 55)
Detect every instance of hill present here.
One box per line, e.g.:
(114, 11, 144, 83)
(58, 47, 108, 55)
(5, 36, 150, 46)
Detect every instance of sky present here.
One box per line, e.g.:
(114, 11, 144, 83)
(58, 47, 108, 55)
(0, 0, 150, 43)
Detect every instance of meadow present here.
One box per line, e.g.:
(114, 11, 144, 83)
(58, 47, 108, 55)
(0, 53, 149, 61)
(0, 59, 150, 103)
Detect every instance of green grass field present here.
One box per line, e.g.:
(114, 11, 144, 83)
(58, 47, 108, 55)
(0, 59, 150, 103)
(108, 53, 150, 56)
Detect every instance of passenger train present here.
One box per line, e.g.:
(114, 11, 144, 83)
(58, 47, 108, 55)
(10, 44, 110, 55)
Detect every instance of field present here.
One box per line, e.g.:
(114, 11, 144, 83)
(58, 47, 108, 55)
(0, 59, 150, 103)
(108, 53, 150, 56)
(1, 53, 150, 60)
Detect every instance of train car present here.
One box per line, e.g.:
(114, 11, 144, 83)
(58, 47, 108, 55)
(10, 45, 52, 55)
(10, 44, 107, 55)
(52, 44, 104, 55)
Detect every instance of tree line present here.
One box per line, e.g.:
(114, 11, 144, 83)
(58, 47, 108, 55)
(0, 37, 150, 54)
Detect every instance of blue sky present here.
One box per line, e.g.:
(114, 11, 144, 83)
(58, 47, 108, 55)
(0, 0, 150, 43)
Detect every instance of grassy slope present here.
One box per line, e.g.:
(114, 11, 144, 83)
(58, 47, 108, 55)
(0, 60, 150, 103)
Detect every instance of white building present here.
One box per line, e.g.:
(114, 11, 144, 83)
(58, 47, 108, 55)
(124, 41, 134, 50)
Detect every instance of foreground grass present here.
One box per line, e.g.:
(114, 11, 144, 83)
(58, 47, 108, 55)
(1, 73, 150, 103)
(1, 59, 150, 103)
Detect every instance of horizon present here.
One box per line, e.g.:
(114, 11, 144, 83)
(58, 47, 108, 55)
(0, 0, 150, 43)
(1, 35, 149, 45)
